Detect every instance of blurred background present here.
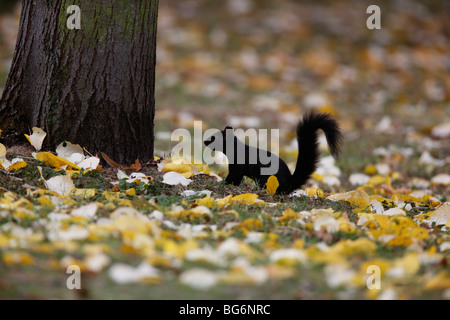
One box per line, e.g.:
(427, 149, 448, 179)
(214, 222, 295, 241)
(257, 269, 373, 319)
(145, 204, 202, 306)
(1, 0, 449, 186)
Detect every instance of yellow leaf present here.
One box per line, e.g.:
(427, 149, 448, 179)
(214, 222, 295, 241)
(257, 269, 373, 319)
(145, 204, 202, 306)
(0, 143, 6, 158)
(219, 209, 240, 218)
(231, 193, 259, 205)
(104, 190, 120, 201)
(369, 195, 395, 207)
(216, 195, 233, 208)
(32, 188, 63, 198)
(265, 175, 279, 196)
(13, 208, 36, 221)
(113, 215, 152, 233)
(37, 195, 55, 208)
(369, 175, 386, 186)
(306, 188, 324, 197)
(0, 234, 8, 248)
(331, 238, 377, 256)
(279, 208, 297, 224)
(364, 164, 377, 175)
(347, 196, 371, 212)
(162, 162, 192, 174)
(424, 272, 450, 290)
(392, 253, 421, 276)
(8, 160, 27, 172)
(388, 236, 413, 247)
(68, 188, 97, 199)
(361, 258, 391, 274)
(311, 172, 324, 182)
(238, 218, 263, 232)
(158, 238, 199, 260)
(358, 213, 390, 229)
(195, 197, 216, 208)
(2, 252, 34, 266)
(291, 239, 304, 249)
(36, 152, 79, 170)
(182, 172, 194, 178)
(338, 220, 356, 233)
(201, 164, 210, 175)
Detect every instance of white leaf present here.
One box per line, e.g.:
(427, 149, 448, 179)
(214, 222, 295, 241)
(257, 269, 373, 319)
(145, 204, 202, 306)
(179, 268, 220, 290)
(85, 253, 111, 273)
(181, 189, 212, 197)
(25, 127, 46, 151)
(117, 169, 128, 180)
(349, 173, 370, 186)
(431, 173, 450, 186)
(370, 200, 385, 214)
(108, 262, 160, 284)
(431, 122, 450, 139)
(78, 156, 100, 170)
(56, 141, 84, 160)
(117, 170, 149, 183)
(47, 225, 89, 241)
(269, 248, 307, 263)
(314, 215, 339, 233)
(0, 157, 11, 170)
(419, 151, 445, 167)
(185, 248, 226, 266)
(325, 263, 356, 288)
(38, 167, 75, 195)
(162, 171, 192, 186)
(71, 203, 98, 219)
(428, 203, 450, 226)
(382, 207, 406, 216)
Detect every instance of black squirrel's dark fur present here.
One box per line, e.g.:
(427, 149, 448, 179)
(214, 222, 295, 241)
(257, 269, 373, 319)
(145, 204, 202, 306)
(204, 110, 343, 194)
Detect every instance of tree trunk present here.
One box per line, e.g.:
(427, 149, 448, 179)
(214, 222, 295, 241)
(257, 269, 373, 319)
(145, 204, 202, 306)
(0, 0, 158, 164)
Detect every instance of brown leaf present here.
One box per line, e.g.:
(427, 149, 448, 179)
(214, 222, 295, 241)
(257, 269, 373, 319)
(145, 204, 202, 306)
(101, 152, 142, 172)
(101, 152, 123, 169)
(127, 159, 142, 172)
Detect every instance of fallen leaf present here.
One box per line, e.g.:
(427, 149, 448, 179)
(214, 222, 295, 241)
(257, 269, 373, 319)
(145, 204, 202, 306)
(128, 159, 142, 172)
(162, 171, 192, 186)
(428, 203, 450, 226)
(266, 175, 279, 196)
(35, 152, 79, 170)
(179, 268, 220, 290)
(24, 127, 46, 151)
(56, 141, 84, 160)
(101, 152, 123, 169)
(109, 262, 160, 284)
(38, 166, 75, 195)
(0, 143, 6, 158)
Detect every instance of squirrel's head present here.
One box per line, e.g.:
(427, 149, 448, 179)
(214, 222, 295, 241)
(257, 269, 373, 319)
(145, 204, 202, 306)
(204, 126, 234, 153)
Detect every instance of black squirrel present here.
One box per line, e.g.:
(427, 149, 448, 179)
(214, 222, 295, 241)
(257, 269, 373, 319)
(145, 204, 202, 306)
(204, 110, 343, 194)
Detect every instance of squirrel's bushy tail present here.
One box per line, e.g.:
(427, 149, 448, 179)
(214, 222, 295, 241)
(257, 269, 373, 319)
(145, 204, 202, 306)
(289, 110, 343, 192)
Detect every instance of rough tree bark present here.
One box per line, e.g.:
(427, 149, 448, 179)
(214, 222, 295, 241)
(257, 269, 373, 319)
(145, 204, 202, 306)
(0, 0, 158, 164)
